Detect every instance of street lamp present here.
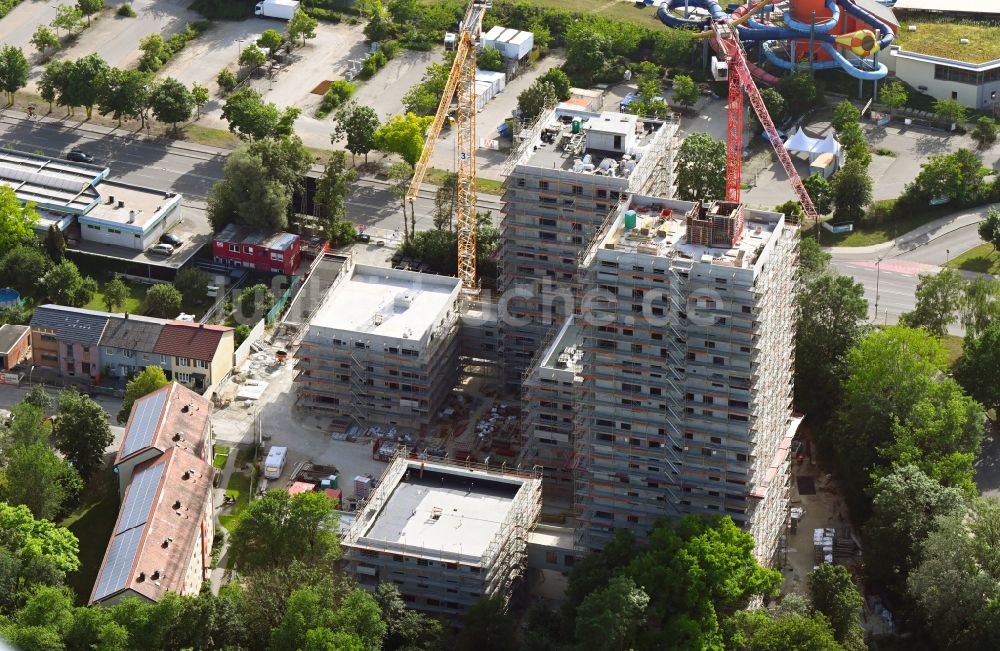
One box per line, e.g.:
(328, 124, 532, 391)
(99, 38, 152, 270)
(873, 254, 886, 322)
(237, 38, 245, 58)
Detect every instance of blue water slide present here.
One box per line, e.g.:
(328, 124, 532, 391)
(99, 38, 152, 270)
(760, 39, 888, 79)
(782, 0, 840, 33)
(657, 0, 724, 28)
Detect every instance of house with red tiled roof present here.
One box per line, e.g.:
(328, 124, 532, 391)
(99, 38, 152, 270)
(115, 382, 212, 496)
(153, 322, 235, 396)
(90, 385, 215, 606)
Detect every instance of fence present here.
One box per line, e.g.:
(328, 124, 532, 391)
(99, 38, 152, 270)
(266, 275, 303, 324)
(234, 318, 267, 367)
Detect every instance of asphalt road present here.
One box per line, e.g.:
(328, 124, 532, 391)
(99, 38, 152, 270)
(0, 113, 503, 236)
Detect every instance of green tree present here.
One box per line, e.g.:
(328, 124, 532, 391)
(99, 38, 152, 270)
(77, 0, 102, 25)
(829, 326, 949, 514)
(808, 563, 864, 647)
(287, 8, 318, 47)
(222, 87, 298, 142)
(908, 149, 984, 204)
(237, 283, 275, 321)
(116, 365, 168, 424)
(478, 45, 503, 72)
(0, 501, 80, 572)
(960, 276, 1000, 337)
(401, 61, 449, 116)
(747, 614, 843, 651)
(956, 322, 1000, 414)
(538, 68, 571, 101)
(798, 237, 831, 277)
(901, 268, 966, 336)
(257, 28, 282, 53)
(454, 597, 518, 651)
(96, 67, 149, 126)
(42, 260, 97, 307)
(39, 60, 66, 112)
(1, 443, 82, 521)
(0, 46, 29, 105)
(53, 388, 112, 482)
(563, 24, 608, 86)
(238, 43, 266, 69)
(908, 498, 1000, 650)
(173, 267, 209, 303)
(373, 112, 433, 167)
(831, 99, 861, 132)
(315, 151, 357, 241)
(374, 583, 443, 651)
(145, 283, 182, 318)
(229, 490, 340, 570)
(802, 173, 832, 215)
(777, 72, 817, 116)
(880, 80, 908, 116)
(149, 77, 193, 129)
(387, 161, 413, 240)
(864, 465, 965, 593)
(0, 402, 51, 450)
(334, 102, 380, 164)
(216, 68, 236, 94)
(652, 27, 694, 66)
(30, 26, 60, 59)
(675, 132, 726, 201)
(101, 275, 129, 312)
(978, 206, 1000, 251)
(43, 224, 66, 265)
(836, 121, 864, 150)
(794, 273, 868, 418)
(517, 79, 558, 121)
(575, 575, 650, 651)
(671, 73, 699, 110)
(62, 53, 109, 118)
(973, 115, 998, 147)
(191, 82, 208, 119)
(137, 33, 166, 72)
(758, 88, 785, 127)
(271, 586, 385, 651)
(934, 98, 967, 128)
(50, 5, 83, 37)
(0, 188, 39, 252)
(208, 140, 307, 231)
(831, 159, 872, 222)
(1, 245, 52, 297)
(22, 386, 53, 413)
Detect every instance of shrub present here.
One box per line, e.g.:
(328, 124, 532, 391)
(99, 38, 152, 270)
(217, 68, 237, 93)
(116, 3, 135, 17)
(381, 39, 400, 60)
(359, 50, 386, 79)
(318, 80, 355, 116)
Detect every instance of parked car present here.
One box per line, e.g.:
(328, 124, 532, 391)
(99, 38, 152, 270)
(66, 148, 94, 164)
(159, 233, 183, 247)
(149, 243, 174, 256)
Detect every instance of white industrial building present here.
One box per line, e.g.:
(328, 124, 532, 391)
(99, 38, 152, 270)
(342, 453, 542, 616)
(482, 25, 534, 61)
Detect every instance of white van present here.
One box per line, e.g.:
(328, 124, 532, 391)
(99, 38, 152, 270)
(263, 446, 287, 479)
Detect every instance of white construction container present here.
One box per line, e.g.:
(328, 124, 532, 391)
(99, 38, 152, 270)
(475, 80, 494, 111)
(506, 30, 534, 60)
(483, 26, 534, 61)
(476, 70, 506, 94)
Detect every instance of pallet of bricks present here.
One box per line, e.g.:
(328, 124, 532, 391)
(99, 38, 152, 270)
(813, 528, 835, 566)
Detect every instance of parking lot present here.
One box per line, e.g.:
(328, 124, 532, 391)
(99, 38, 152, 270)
(157, 15, 276, 91)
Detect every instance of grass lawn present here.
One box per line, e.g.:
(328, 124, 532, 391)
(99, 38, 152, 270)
(218, 471, 252, 532)
(425, 167, 504, 196)
(83, 281, 148, 314)
(945, 243, 1000, 274)
(801, 204, 955, 247)
(182, 124, 243, 150)
(894, 14, 1000, 64)
(60, 470, 120, 605)
(941, 334, 964, 369)
(213, 444, 231, 470)
(524, 0, 665, 29)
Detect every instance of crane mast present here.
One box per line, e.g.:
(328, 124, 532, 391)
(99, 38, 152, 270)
(406, 0, 489, 290)
(710, 16, 819, 224)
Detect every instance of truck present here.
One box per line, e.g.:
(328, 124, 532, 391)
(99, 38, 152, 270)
(263, 446, 287, 479)
(254, 0, 299, 20)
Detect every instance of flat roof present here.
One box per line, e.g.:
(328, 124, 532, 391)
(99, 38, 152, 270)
(364, 472, 518, 558)
(214, 224, 299, 251)
(894, 0, 1000, 14)
(0, 150, 104, 213)
(590, 196, 781, 270)
(310, 264, 460, 342)
(894, 15, 1000, 64)
(540, 316, 582, 374)
(521, 107, 664, 178)
(84, 181, 179, 230)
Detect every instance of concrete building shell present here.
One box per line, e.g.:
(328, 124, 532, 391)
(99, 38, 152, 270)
(341, 454, 542, 616)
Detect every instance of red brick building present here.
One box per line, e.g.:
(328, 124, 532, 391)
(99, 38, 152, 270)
(212, 224, 301, 275)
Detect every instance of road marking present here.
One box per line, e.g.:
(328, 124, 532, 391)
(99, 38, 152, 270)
(845, 259, 938, 276)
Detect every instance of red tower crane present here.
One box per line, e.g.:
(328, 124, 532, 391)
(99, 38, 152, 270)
(710, 18, 819, 223)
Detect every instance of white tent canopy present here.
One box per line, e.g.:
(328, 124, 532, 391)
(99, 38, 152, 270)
(783, 128, 842, 164)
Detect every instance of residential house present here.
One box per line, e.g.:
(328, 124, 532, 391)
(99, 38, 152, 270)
(0, 324, 31, 371)
(153, 323, 235, 396)
(212, 224, 301, 275)
(100, 314, 166, 380)
(29, 305, 110, 381)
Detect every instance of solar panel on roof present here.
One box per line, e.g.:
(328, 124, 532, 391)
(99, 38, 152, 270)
(116, 461, 164, 534)
(93, 526, 144, 601)
(120, 389, 168, 458)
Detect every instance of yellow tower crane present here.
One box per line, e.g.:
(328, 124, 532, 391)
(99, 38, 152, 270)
(406, 0, 490, 291)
